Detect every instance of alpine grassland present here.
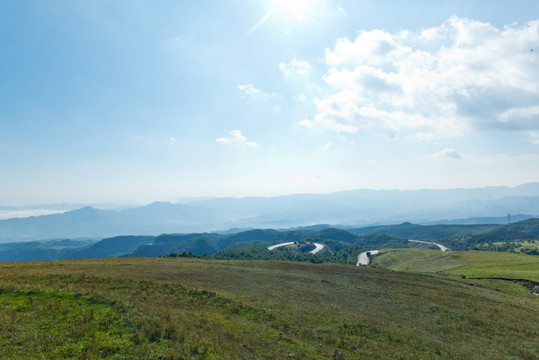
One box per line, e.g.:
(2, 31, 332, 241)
(0, 257, 538, 359)
(371, 248, 539, 281)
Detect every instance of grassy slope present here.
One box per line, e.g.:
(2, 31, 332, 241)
(371, 248, 539, 282)
(0, 258, 538, 359)
(0, 289, 172, 359)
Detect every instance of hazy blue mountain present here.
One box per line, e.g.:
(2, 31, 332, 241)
(1, 183, 538, 242)
(423, 214, 534, 225)
(0, 241, 64, 262)
(284, 224, 341, 231)
(0, 238, 98, 262)
(0, 207, 122, 242)
(349, 222, 499, 239)
(182, 183, 539, 227)
(442, 218, 539, 251)
(129, 233, 219, 257)
(0, 202, 135, 211)
(62, 235, 155, 259)
(0, 204, 215, 243)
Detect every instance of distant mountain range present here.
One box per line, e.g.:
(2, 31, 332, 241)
(1, 183, 539, 243)
(1, 218, 537, 262)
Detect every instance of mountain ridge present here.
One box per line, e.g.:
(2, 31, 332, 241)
(1, 183, 538, 242)
(0, 218, 537, 262)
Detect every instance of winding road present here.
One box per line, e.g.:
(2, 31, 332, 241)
(408, 239, 450, 251)
(270, 239, 449, 266)
(310, 243, 325, 254)
(356, 240, 450, 266)
(356, 250, 380, 266)
(267, 242, 295, 251)
(267, 242, 325, 254)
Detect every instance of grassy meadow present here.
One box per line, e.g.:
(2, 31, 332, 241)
(0, 257, 538, 359)
(371, 248, 539, 282)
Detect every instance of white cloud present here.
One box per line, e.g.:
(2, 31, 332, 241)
(0, 209, 69, 220)
(320, 141, 332, 150)
(237, 84, 262, 99)
(237, 84, 278, 102)
(298, 119, 314, 128)
(169, 136, 177, 144)
(337, 134, 355, 145)
(280, 58, 312, 76)
(311, 93, 360, 133)
(216, 130, 258, 147)
(312, 17, 539, 139)
(424, 148, 466, 160)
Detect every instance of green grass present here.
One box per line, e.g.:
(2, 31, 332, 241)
(0, 289, 173, 359)
(0, 257, 538, 359)
(450, 251, 539, 281)
(371, 248, 468, 273)
(371, 248, 539, 282)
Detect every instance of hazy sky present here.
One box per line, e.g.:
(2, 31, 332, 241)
(1, 0, 539, 205)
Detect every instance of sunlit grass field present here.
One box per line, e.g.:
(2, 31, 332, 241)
(1, 257, 538, 359)
(371, 248, 539, 282)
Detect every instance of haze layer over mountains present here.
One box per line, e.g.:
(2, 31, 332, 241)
(1, 183, 538, 243)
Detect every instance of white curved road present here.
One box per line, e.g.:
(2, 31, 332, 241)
(267, 242, 295, 251)
(408, 239, 450, 251)
(356, 250, 380, 266)
(267, 242, 325, 254)
(356, 240, 450, 266)
(270, 239, 449, 266)
(310, 243, 325, 254)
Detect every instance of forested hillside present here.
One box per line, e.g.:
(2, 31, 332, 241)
(441, 218, 539, 254)
(0, 219, 537, 262)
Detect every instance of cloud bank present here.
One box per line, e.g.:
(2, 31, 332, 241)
(309, 16, 539, 140)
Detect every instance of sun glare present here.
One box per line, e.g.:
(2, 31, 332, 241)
(272, 0, 315, 20)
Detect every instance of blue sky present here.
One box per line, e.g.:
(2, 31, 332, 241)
(1, 0, 539, 205)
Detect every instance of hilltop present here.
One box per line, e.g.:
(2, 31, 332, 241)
(0, 256, 537, 359)
(370, 248, 539, 282)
